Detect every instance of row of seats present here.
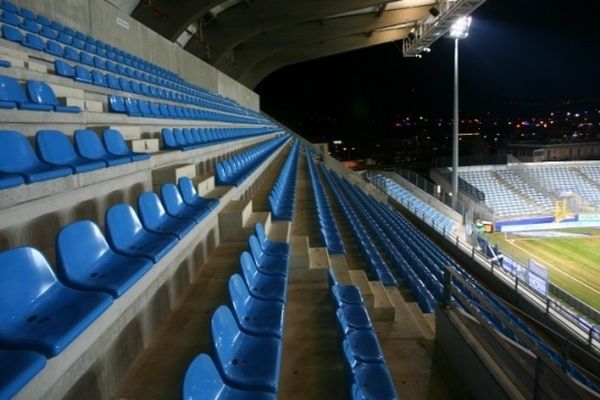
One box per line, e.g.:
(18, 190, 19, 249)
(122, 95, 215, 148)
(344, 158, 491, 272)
(0, 129, 149, 189)
(373, 174, 455, 233)
(162, 126, 278, 152)
(107, 93, 256, 123)
(0, 178, 218, 397)
(328, 268, 399, 400)
(437, 168, 486, 202)
(182, 224, 290, 398)
(269, 140, 299, 220)
(0, 73, 79, 112)
(345, 174, 600, 392)
(0, 0, 238, 112)
(304, 145, 345, 254)
(321, 166, 397, 287)
(215, 134, 290, 187)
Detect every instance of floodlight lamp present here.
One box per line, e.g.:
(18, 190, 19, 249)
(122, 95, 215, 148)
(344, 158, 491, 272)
(449, 16, 472, 39)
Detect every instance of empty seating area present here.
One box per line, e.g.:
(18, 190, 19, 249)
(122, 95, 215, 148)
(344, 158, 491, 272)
(526, 165, 600, 207)
(373, 174, 455, 233)
(162, 126, 277, 151)
(268, 140, 299, 220)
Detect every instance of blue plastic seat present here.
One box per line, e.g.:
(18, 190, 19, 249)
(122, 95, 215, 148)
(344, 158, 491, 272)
(160, 183, 209, 223)
(91, 70, 108, 87)
(0, 130, 72, 183)
(137, 192, 195, 239)
(0, 171, 24, 189)
(248, 235, 288, 277)
(56, 220, 153, 298)
(343, 332, 385, 366)
(21, 18, 40, 33)
(0, 1, 18, 13)
(0, 247, 113, 357)
(54, 59, 76, 79)
(105, 204, 178, 263)
(352, 363, 398, 400)
(40, 25, 57, 39)
(56, 31, 71, 45)
(74, 65, 92, 84)
(108, 94, 126, 112)
(80, 51, 94, 66)
(336, 305, 373, 335)
(36, 14, 50, 27)
(0, 59, 10, 68)
(102, 129, 150, 162)
(22, 32, 44, 50)
(254, 223, 289, 258)
(0, 350, 46, 399)
(18, 7, 35, 20)
(177, 177, 219, 211)
(36, 130, 105, 173)
(74, 129, 131, 167)
(183, 353, 276, 400)
(211, 306, 281, 393)
(229, 274, 284, 338)
(26, 81, 81, 113)
(0, 10, 20, 26)
(0, 74, 52, 111)
(331, 283, 364, 307)
(63, 46, 79, 62)
(240, 252, 286, 303)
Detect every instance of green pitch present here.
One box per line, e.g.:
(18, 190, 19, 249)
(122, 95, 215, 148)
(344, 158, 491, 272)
(485, 228, 600, 311)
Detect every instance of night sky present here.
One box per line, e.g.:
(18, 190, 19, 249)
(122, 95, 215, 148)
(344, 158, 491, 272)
(255, 0, 600, 145)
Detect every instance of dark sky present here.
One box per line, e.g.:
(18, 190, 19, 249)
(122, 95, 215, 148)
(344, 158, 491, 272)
(255, 0, 600, 142)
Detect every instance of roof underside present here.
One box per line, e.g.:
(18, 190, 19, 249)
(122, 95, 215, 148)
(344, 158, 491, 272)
(130, 0, 469, 88)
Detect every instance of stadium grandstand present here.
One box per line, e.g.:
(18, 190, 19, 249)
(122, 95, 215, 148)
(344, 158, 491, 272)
(0, 0, 599, 399)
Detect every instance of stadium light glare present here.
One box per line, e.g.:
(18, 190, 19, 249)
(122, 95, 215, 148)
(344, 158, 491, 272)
(449, 16, 472, 39)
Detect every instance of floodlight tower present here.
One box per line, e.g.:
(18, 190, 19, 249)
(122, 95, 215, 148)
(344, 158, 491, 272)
(449, 16, 472, 210)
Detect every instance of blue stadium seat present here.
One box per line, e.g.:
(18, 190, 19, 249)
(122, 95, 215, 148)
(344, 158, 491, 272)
(102, 129, 150, 162)
(351, 363, 398, 400)
(50, 20, 63, 32)
(56, 220, 153, 298)
(177, 177, 219, 211)
(0, 171, 24, 189)
(63, 46, 79, 62)
(0, 74, 52, 111)
(0, 350, 46, 399)
(240, 252, 286, 303)
(211, 305, 282, 393)
(124, 97, 142, 116)
(342, 332, 385, 366)
(21, 18, 40, 33)
(229, 274, 284, 339)
(36, 130, 105, 173)
(137, 192, 195, 239)
(80, 51, 94, 66)
(0, 1, 18, 13)
(1, 24, 23, 43)
(160, 183, 209, 223)
(26, 81, 81, 113)
(36, 14, 50, 27)
(336, 305, 373, 335)
(18, 7, 35, 21)
(331, 284, 364, 307)
(0, 10, 20, 26)
(73, 129, 131, 166)
(105, 204, 178, 263)
(54, 59, 76, 79)
(0, 130, 72, 183)
(74, 65, 92, 84)
(22, 33, 44, 51)
(248, 235, 288, 277)
(0, 59, 10, 68)
(40, 25, 57, 39)
(0, 247, 113, 357)
(56, 31, 71, 45)
(182, 353, 275, 400)
(91, 70, 108, 87)
(254, 223, 289, 258)
(108, 94, 126, 112)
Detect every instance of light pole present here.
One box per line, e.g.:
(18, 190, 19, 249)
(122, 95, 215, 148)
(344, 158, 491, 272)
(449, 16, 472, 210)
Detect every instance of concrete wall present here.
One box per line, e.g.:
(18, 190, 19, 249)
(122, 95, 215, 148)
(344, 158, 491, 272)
(14, 0, 260, 110)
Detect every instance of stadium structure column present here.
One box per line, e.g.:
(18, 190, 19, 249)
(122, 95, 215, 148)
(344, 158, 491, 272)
(452, 36, 459, 210)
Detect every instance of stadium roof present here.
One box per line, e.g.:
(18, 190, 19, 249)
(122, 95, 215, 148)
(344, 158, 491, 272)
(126, 0, 484, 88)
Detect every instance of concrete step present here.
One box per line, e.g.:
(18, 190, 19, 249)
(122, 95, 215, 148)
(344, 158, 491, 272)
(218, 199, 253, 242)
(329, 254, 351, 284)
(194, 174, 215, 197)
(405, 302, 435, 340)
(290, 235, 310, 270)
(268, 220, 291, 243)
(368, 281, 396, 321)
(152, 163, 196, 188)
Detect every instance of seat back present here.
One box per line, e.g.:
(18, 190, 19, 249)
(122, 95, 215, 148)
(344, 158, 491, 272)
(102, 129, 129, 155)
(248, 235, 266, 265)
(160, 183, 186, 214)
(240, 251, 259, 284)
(161, 128, 179, 148)
(0, 130, 45, 173)
(36, 130, 79, 164)
(182, 353, 225, 400)
(26, 81, 58, 106)
(177, 177, 198, 204)
(105, 204, 144, 248)
(74, 129, 108, 159)
(0, 74, 28, 103)
(138, 192, 167, 229)
(211, 305, 240, 368)
(229, 274, 251, 317)
(54, 59, 74, 77)
(254, 223, 268, 246)
(56, 220, 110, 282)
(0, 247, 58, 325)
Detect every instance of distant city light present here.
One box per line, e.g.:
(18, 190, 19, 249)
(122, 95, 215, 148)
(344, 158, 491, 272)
(449, 16, 472, 39)
(333, 140, 342, 144)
